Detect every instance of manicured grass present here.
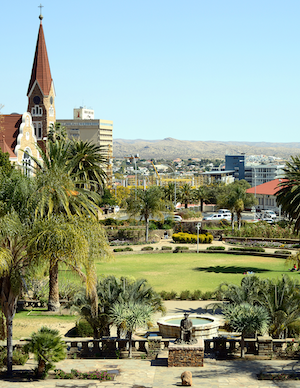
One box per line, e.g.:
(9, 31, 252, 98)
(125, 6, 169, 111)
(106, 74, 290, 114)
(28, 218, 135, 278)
(94, 252, 300, 293)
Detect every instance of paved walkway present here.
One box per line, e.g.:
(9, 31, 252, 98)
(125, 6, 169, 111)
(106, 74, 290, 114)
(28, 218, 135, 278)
(2, 357, 300, 387)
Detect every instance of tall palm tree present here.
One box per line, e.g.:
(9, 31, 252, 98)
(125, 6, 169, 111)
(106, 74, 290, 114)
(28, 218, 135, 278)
(178, 183, 194, 209)
(68, 140, 108, 193)
(126, 186, 167, 242)
(276, 156, 300, 233)
(193, 185, 209, 212)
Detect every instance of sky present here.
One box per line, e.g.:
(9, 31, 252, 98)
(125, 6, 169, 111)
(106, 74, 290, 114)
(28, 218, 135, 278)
(1, 0, 300, 142)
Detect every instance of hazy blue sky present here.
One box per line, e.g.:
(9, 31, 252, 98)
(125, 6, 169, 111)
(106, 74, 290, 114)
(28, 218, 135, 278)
(1, 0, 299, 142)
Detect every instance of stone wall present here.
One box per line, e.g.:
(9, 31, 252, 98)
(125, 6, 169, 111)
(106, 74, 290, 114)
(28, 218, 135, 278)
(168, 341, 204, 367)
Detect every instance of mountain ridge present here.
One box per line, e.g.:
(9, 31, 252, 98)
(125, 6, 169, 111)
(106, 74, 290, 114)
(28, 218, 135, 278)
(113, 138, 300, 159)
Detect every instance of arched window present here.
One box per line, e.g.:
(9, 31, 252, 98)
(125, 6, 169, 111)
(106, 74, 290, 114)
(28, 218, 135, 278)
(31, 105, 43, 117)
(33, 122, 42, 139)
(22, 149, 32, 177)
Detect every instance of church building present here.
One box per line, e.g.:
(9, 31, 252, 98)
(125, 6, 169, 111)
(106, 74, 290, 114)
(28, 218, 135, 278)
(0, 11, 54, 170)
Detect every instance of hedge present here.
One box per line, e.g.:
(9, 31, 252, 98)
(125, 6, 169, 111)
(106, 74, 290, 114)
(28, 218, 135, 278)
(141, 246, 154, 251)
(229, 246, 265, 253)
(172, 232, 213, 244)
(206, 246, 225, 251)
(161, 246, 172, 251)
(113, 247, 134, 252)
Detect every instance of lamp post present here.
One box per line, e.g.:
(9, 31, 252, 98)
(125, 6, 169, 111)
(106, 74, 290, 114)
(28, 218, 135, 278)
(196, 222, 202, 253)
(168, 164, 177, 208)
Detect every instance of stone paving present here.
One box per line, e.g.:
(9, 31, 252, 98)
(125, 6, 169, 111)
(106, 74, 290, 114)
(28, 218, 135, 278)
(2, 357, 300, 387)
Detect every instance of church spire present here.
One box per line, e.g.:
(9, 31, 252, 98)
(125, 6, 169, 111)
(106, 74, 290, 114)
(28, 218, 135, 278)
(27, 9, 52, 97)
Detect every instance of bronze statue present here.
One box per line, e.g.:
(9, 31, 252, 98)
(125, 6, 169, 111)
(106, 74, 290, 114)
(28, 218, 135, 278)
(175, 312, 197, 344)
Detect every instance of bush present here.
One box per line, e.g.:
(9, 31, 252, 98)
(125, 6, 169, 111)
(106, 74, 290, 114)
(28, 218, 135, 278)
(274, 250, 291, 255)
(161, 246, 172, 251)
(229, 246, 265, 253)
(172, 232, 213, 244)
(174, 246, 189, 253)
(113, 247, 133, 252)
(179, 290, 191, 300)
(191, 290, 202, 300)
(141, 246, 154, 251)
(0, 346, 28, 368)
(159, 290, 177, 300)
(76, 319, 94, 337)
(206, 246, 225, 250)
(201, 291, 215, 300)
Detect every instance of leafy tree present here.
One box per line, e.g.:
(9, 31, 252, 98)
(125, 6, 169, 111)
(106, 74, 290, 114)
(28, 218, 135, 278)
(163, 182, 176, 203)
(0, 149, 12, 176)
(276, 156, 300, 233)
(126, 186, 168, 242)
(110, 302, 152, 358)
(24, 326, 66, 378)
(223, 303, 269, 358)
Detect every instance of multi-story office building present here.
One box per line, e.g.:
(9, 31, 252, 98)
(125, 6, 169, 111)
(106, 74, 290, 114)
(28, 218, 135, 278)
(244, 164, 285, 187)
(58, 108, 113, 157)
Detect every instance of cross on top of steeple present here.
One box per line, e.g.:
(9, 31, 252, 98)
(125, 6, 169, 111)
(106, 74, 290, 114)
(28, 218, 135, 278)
(38, 4, 43, 21)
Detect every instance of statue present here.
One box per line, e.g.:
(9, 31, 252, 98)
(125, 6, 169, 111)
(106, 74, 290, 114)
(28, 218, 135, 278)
(175, 312, 197, 344)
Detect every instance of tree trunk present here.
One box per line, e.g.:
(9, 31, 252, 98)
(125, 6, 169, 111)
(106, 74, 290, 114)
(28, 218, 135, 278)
(145, 217, 149, 242)
(1, 277, 17, 376)
(200, 199, 204, 213)
(240, 333, 245, 358)
(37, 359, 46, 377)
(128, 331, 133, 358)
(231, 213, 234, 231)
(48, 260, 60, 312)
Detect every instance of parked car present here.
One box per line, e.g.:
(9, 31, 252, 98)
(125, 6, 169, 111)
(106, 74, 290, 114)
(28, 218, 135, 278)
(262, 210, 277, 220)
(217, 209, 232, 221)
(203, 213, 226, 221)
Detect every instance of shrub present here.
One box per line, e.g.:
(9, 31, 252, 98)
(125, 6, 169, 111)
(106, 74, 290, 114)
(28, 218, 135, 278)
(59, 279, 82, 301)
(179, 290, 191, 300)
(191, 290, 202, 300)
(207, 246, 225, 250)
(159, 290, 177, 300)
(0, 346, 28, 368)
(172, 232, 212, 244)
(24, 327, 67, 378)
(274, 250, 291, 255)
(161, 246, 172, 251)
(201, 291, 215, 300)
(174, 246, 189, 253)
(229, 247, 265, 253)
(113, 247, 133, 252)
(141, 246, 154, 251)
(75, 319, 94, 337)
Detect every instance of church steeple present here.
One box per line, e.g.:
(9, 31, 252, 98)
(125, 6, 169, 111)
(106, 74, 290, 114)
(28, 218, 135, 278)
(27, 8, 55, 145)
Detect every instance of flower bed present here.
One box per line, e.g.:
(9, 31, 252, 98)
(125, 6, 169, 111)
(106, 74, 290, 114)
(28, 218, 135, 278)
(54, 369, 115, 381)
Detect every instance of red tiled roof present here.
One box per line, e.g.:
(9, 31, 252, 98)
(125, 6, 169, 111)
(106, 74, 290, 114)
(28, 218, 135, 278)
(0, 114, 22, 156)
(246, 179, 287, 195)
(27, 21, 52, 96)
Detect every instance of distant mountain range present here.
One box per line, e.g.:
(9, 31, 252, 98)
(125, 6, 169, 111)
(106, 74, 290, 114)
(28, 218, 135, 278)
(113, 138, 300, 160)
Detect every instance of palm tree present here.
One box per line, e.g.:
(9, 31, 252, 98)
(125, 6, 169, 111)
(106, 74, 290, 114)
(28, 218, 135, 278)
(163, 182, 175, 203)
(276, 156, 300, 233)
(27, 216, 111, 312)
(223, 303, 270, 358)
(68, 139, 108, 193)
(0, 212, 37, 375)
(110, 302, 153, 358)
(126, 186, 167, 242)
(193, 185, 209, 212)
(178, 183, 194, 209)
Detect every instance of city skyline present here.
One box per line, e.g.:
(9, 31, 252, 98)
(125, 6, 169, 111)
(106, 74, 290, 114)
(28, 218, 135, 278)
(1, 0, 300, 143)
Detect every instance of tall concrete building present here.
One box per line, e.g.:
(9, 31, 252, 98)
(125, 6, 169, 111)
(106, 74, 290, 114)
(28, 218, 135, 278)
(58, 107, 113, 157)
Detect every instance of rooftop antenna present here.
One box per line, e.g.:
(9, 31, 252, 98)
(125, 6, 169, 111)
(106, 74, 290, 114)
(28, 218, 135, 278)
(38, 4, 44, 21)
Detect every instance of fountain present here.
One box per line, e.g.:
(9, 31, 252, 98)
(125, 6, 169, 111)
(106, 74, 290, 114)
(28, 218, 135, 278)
(157, 314, 220, 339)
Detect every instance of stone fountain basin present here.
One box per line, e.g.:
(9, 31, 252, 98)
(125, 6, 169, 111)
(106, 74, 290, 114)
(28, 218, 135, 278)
(157, 314, 220, 339)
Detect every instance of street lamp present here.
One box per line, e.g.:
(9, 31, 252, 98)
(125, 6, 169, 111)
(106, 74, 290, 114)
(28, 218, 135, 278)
(196, 222, 202, 253)
(168, 164, 177, 209)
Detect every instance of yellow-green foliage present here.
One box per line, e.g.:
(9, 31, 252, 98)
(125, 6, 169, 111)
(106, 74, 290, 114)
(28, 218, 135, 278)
(172, 232, 213, 244)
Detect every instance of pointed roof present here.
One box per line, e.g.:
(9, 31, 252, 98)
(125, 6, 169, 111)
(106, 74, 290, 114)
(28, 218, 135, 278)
(27, 19, 52, 96)
(0, 114, 22, 157)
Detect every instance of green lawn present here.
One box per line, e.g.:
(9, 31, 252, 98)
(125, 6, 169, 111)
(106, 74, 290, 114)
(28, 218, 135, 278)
(90, 252, 299, 293)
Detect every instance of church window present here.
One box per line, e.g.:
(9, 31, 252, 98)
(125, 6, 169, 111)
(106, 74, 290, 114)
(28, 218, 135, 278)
(49, 106, 54, 117)
(31, 105, 43, 117)
(22, 148, 32, 177)
(33, 122, 43, 139)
